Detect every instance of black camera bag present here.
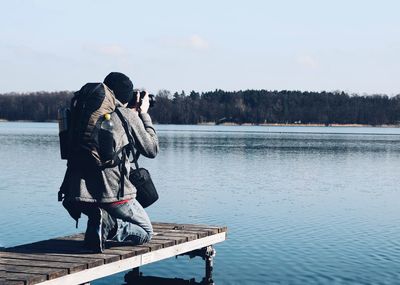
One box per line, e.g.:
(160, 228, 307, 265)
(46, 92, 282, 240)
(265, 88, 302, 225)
(129, 166, 158, 208)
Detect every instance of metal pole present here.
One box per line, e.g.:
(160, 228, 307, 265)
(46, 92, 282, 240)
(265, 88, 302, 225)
(204, 246, 216, 285)
(124, 267, 140, 284)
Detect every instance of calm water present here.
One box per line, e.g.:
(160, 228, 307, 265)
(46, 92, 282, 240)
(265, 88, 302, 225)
(1, 122, 400, 284)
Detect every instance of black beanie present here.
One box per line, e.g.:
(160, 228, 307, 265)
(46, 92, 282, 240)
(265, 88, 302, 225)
(103, 72, 134, 104)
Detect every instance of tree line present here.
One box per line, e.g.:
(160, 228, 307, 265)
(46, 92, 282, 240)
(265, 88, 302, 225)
(1, 89, 400, 125)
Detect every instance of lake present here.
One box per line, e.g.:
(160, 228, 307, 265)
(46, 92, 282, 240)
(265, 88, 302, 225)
(1, 122, 400, 284)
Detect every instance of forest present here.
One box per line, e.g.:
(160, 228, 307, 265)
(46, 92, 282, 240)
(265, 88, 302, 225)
(1, 89, 400, 125)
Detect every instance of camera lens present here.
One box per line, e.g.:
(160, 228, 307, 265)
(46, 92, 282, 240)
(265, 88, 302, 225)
(129, 90, 155, 108)
(149, 94, 155, 108)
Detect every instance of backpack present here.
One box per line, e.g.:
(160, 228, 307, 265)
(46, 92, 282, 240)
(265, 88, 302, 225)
(58, 83, 130, 225)
(63, 82, 116, 165)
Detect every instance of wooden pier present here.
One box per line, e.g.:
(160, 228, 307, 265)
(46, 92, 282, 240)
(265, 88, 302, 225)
(1, 222, 227, 285)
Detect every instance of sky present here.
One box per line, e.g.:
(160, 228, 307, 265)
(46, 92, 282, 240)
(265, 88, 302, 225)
(1, 0, 399, 95)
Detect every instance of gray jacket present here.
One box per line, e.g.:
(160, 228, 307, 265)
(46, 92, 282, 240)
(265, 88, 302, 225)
(63, 107, 158, 203)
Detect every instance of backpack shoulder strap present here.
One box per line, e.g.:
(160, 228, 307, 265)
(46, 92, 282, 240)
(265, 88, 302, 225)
(115, 108, 140, 169)
(114, 108, 142, 200)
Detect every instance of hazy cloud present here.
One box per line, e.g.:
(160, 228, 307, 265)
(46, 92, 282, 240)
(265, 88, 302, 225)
(161, 34, 210, 51)
(296, 55, 319, 69)
(98, 45, 125, 56)
(82, 44, 126, 57)
(188, 34, 209, 50)
(1, 43, 71, 63)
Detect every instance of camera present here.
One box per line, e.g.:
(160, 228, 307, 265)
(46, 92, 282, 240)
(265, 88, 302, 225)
(128, 90, 156, 109)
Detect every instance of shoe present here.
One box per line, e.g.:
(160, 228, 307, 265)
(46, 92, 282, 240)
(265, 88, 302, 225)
(101, 210, 117, 249)
(84, 207, 117, 253)
(84, 207, 103, 253)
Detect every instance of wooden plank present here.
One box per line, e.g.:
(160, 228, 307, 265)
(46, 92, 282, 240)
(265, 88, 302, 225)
(157, 229, 207, 240)
(152, 233, 187, 244)
(102, 249, 135, 260)
(8, 240, 130, 262)
(46, 252, 120, 264)
(49, 235, 138, 260)
(5, 281, 25, 285)
(153, 222, 227, 233)
(17, 239, 84, 249)
(11, 240, 85, 253)
(56, 233, 84, 240)
(106, 240, 163, 253)
(1, 251, 98, 264)
(0, 252, 103, 269)
(154, 225, 220, 235)
(155, 229, 214, 238)
(0, 258, 86, 274)
(103, 244, 148, 255)
(149, 237, 175, 248)
(3, 251, 119, 267)
(155, 232, 197, 243)
(5, 272, 47, 285)
(47, 248, 123, 262)
(151, 238, 178, 248)
(134, 241, 163, 252)
(0, 266, 5, 285)
(152, 224, 219, 236)
(53, 235, 84, 242)
(5, 265, 67, 280)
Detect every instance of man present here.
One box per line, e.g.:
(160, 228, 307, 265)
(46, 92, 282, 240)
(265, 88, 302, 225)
(62, 72, 158, 252)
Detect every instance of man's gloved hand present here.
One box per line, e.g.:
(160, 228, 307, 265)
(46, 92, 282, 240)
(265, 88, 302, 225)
(140, 91, 150, 114)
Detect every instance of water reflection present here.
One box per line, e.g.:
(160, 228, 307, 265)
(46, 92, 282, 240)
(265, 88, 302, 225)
(124, 271, 214, 285)
(160, 132, 400, 154)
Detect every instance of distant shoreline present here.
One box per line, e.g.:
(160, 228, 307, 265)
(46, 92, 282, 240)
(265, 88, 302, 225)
(1, 119, 399, 128)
